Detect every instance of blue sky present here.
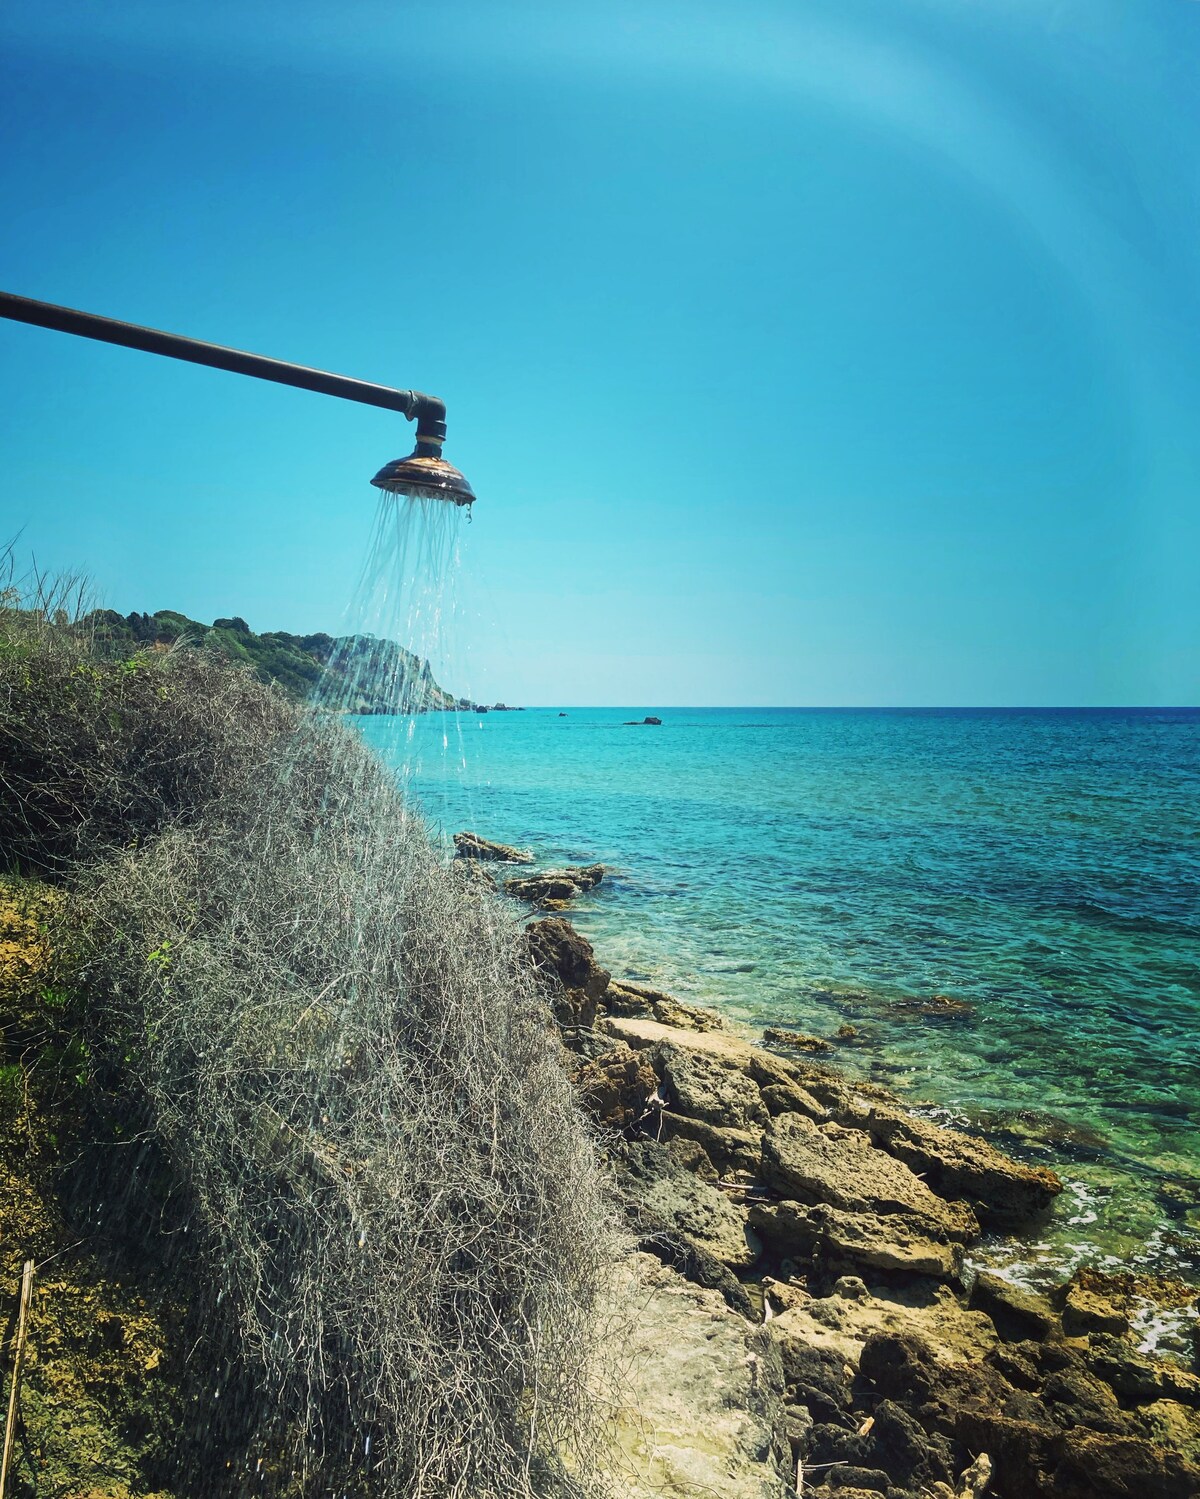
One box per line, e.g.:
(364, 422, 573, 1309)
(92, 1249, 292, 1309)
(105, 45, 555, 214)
(1, 0, 1197, 705)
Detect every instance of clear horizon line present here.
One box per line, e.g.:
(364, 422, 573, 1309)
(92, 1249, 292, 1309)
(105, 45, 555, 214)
(461, 703, 1199, 712)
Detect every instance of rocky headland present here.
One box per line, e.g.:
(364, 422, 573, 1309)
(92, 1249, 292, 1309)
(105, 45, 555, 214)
(86, 608, 464, 714)
(515, 895, 1200, 1498)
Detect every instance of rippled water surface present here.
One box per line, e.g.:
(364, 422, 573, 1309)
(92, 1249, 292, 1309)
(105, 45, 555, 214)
(362, 707, 1200, 1286)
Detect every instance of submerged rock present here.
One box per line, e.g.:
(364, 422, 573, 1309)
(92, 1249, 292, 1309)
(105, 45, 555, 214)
(763, 1027, 834, 1054)
(889, 993, 977, 1021)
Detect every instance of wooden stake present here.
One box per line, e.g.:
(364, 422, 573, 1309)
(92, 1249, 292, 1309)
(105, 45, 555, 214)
(0, 1260, 34, 1499)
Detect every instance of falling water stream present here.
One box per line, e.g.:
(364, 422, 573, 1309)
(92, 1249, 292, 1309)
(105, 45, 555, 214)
(321, 494, 476, 815)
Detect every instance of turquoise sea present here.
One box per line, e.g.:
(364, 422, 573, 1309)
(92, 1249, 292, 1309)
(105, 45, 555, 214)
(361, 707, 1200, 1297)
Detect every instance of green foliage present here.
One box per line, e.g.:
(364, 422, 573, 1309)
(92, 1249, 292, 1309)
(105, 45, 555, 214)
(81, 606, 457, 712)
(0, 1059, 23, 1111)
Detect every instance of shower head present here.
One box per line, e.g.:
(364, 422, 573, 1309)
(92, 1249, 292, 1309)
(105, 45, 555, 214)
(372, 434, 475, 505)
(370, 453, 476, 505)
(371, 390, 476, 505)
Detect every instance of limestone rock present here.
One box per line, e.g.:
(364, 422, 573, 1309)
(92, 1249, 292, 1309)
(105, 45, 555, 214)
(524, 917, 610, 1003)
(657, 1042, 769, 1131)
(505, 863, 607, 908)
(1052, 1430, 1200, 1499)
(864, 1103, 1062, 1228)
(505, 872, 584, 907)
(768, 1280, 998, 1375)
(859, 1329, 1200, 1498)
(759, 1081, 828, 1121)
(1087, 1336, 1200, 1407)
(619, 1140, 761, 1269)
(659, 1112, 764, 1176)
(763, 1027, 834, 1054)
(750, 1200, 964, 1281)
(605, 979, 726, 1033)
(597, 1013, 790, 1084)
(1059, 1280, 1132, 1338)
(969, 1271, 1059, 1342)
(1134, 1400, 1200, 1465)
(774, 1335, 854, 1426)
(761, 1113, 979, 1243)
(570, 1042, 659, 1132)
(628, 1224, 755, 1316)
(602, 1254, 790, 1498)
(664, 1135, 719, 1182)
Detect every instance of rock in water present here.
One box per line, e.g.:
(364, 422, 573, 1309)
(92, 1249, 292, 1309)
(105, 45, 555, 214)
(451, 830, 534, 863)
(860, 1102, 1063, 1228)
(764, 1027, 834, 1054)
(505, 863, 608, 908)
(505, 873, 583, 908)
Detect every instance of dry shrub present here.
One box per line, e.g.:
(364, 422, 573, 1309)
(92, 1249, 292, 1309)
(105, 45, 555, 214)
(2, 596, 621, 1497)
(0, 576, 300, 875)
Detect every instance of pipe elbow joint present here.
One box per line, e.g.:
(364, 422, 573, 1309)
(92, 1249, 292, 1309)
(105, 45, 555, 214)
(408, 390, 447, 449)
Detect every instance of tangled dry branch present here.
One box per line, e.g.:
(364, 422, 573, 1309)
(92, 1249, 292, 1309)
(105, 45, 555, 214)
(2, 595, 621, 1498)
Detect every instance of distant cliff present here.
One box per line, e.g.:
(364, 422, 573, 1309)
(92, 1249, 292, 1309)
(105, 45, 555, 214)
(84, 609, 464, 714)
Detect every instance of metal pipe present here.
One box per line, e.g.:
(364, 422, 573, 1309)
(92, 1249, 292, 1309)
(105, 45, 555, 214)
(0, 290, 448, 445)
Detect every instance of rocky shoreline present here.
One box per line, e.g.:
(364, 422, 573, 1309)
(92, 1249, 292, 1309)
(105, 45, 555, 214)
(460, 832, 1200, 1498)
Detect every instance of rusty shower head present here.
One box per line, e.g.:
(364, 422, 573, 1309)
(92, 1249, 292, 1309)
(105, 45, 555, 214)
(372, 392, 476, 505)
(371, 450, 476, 506)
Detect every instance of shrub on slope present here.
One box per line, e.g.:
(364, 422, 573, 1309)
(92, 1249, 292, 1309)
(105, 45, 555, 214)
(1, 601, 618, 1498)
